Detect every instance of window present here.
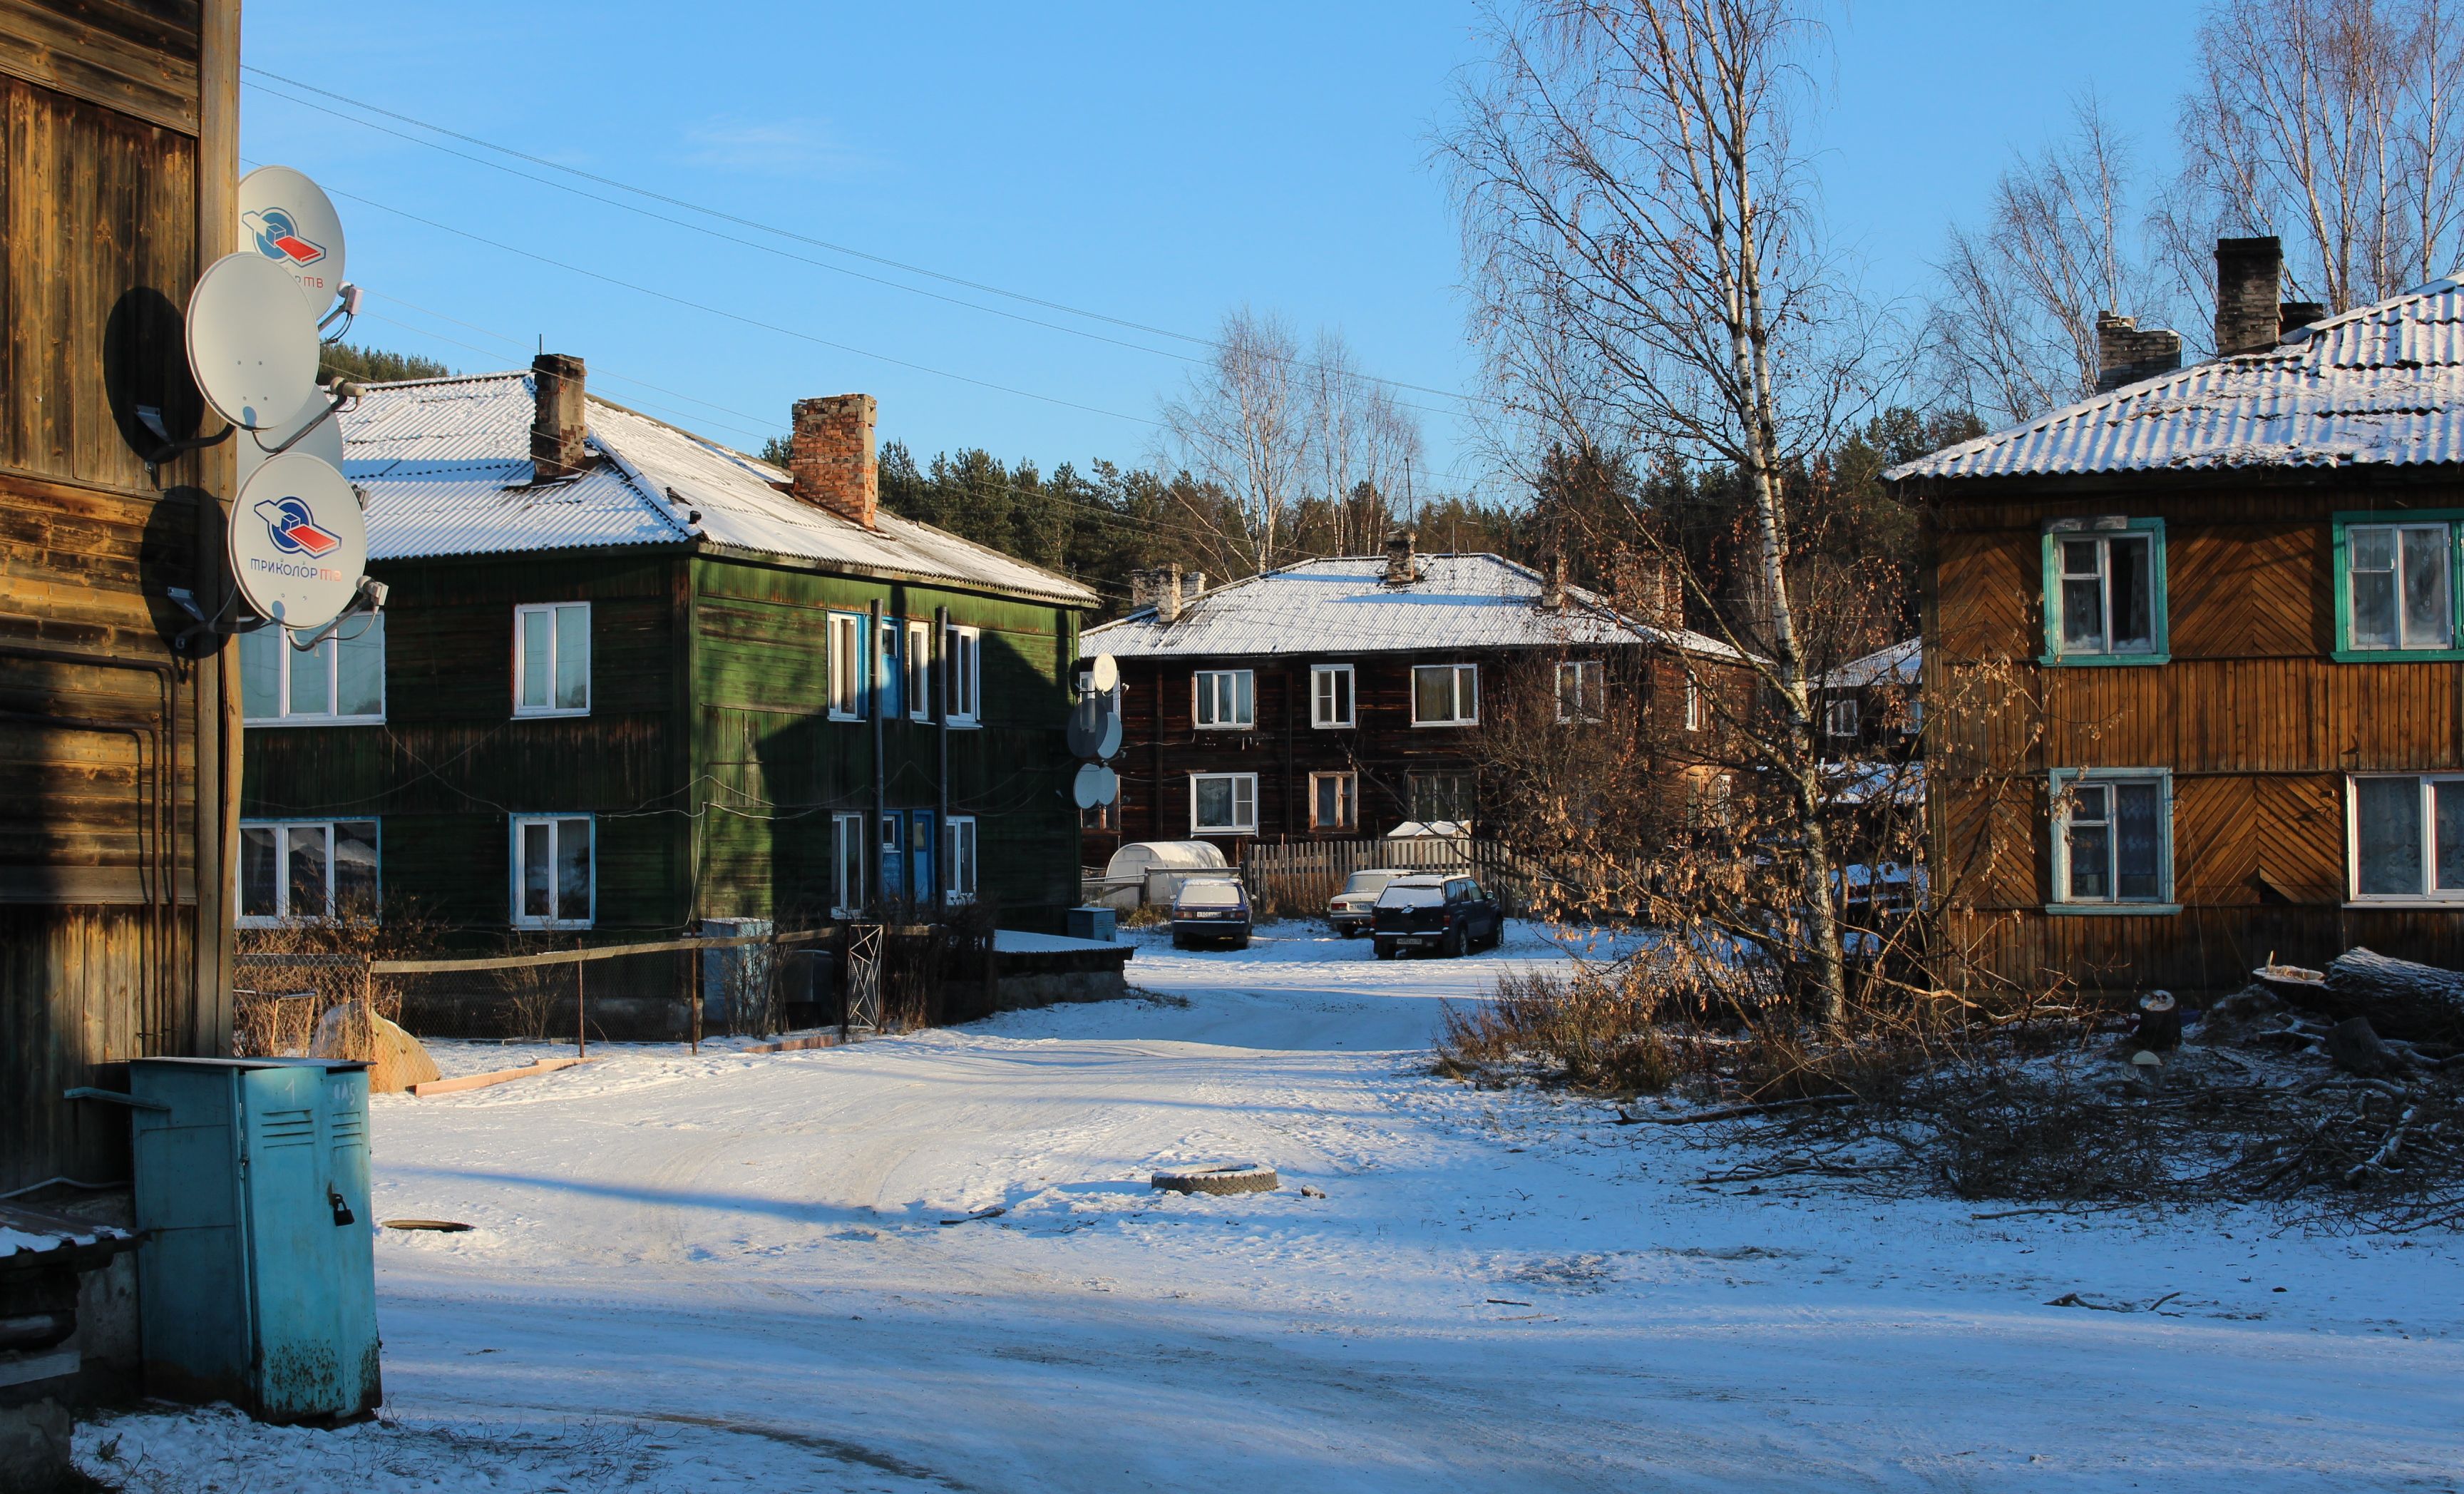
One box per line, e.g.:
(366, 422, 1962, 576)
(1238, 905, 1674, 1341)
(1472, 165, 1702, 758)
(831, 812, 866, 916)
(1556, 660, 1603, 724)
(1412, 663, 1478, 725)
(2041, 520, 2164, 662)
(1310, 771, 1357, 830)
(1194, 670, 1254, 730)
(1825, 697, 1861, 739)
(945, 625, 981, 725)
(510, 815, 592, 928)
(907, 620, 933, 721)
(240, 615, 386, 724)
(876, 617, 901, 719)
(1410, 772, 1474, 824)
(827, 612, 866, 720)
(2337, 516, 2460, 656)
(944, 815, 978, 904)
(1190, 772, 1258, 834)
(1311, 665, 1355, 728)
(514, 603, 590, 716)
(237, 819, 378, 925)
(2349, 775, 2464, 901)
(2048, 771, 2173, 909)
(1685, 677, 1703, 732)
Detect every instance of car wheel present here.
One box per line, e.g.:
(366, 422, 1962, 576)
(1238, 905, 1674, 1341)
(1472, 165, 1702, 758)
(1171, 934, 1187, 950)
(1442, 926, 1464, 958)
(1234, 934, 1250, 950)
(1374, 941, 1395, 961)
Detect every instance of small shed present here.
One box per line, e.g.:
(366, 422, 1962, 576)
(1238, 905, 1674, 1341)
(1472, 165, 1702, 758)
(1090, 841, 1231, 910)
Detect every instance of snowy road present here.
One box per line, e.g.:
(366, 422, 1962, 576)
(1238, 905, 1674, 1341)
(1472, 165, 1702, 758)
(83, 924, 2464, 1491)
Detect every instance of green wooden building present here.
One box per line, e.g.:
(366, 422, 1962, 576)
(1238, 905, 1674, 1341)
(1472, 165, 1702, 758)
(237, 357, 1095, 1028)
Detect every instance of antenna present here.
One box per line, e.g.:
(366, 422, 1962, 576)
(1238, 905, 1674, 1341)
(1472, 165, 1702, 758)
(185, 252, 322, 430)
(238, 165, 349, 313)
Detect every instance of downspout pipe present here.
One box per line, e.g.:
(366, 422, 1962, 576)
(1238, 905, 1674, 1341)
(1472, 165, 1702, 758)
(870, 599, 885, 916)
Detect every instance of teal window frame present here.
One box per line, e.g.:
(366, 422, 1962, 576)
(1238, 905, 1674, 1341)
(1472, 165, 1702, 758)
(2045, 767, 2180, 916)
(2040, 518, 2169, 666)
(2331, 511, 2464, 662)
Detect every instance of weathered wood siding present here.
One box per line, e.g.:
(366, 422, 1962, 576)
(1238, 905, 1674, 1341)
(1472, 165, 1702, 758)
(0, 0, 236, 1192)
(1922, 475, 2464, 994)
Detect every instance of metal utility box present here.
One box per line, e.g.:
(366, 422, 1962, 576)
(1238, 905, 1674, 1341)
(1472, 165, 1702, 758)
(127, 1058, 380, 1423)
(1066, 905, 1118, 943)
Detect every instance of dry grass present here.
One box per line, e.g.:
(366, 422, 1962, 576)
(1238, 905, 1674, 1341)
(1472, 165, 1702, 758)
(1437, 965, 1679, 1096)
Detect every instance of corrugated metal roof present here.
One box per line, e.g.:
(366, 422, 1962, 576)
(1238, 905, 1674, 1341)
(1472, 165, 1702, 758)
(1887, 277, 2464, 481)
(1080, 553, 1743, 659)
(1822, 638, 1919, 687)
(343, 373, 1096, 605)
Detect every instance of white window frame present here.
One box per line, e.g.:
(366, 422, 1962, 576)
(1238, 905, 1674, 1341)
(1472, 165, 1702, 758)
(831, 812, 867, 917)
(508, 814, 595, 929)
(1825, 697, 1862, 739)
(1411, 662, 1479, 727)
(1310, 664, 1355, 728)
(513, 602, 592, 718)
(1684, 677, 1703, 732)
(2346, 773, 2464, 904)
(827, 611, 866, 721)
(945, 625, 982, 726)
(1556, 660, 1604, 724)
(1309, 770, 1357, 831)
(907, 620, 934, 722)
(944, 815, 979, 904)
(236, 818, 380, 926)
(240, 615, 387, 725)
(2047, 769, 2176, 912)
(1194, 669, 1255, 730)
(1189, 772, 1258, 835)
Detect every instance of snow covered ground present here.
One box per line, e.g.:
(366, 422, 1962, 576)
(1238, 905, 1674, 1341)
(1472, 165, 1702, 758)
(79, 922, 2464, 1492)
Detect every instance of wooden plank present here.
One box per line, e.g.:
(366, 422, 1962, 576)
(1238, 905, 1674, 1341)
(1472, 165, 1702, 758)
(406, 1055, 592, 1098)
(0, 0, 200, 135)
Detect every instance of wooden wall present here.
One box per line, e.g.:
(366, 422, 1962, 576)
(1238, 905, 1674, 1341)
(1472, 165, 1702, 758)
(1921, 474, 2464, 994)
(0, 0, 237, 1192)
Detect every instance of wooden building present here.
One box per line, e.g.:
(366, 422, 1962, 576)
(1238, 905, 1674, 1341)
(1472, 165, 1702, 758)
(1892, 236, 2464, 996)
(1076, 535, 1745, 864)
(1, 2, 242, 1194)
(240, 363, 1094, 1031)
(1815, 639, 1919, 763)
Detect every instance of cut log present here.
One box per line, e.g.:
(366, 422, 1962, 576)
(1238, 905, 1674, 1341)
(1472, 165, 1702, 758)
(2135, 991, 2182, 1052)
(2321, 948, 2464, 1043)
(2325, 1018, 2413, 1078)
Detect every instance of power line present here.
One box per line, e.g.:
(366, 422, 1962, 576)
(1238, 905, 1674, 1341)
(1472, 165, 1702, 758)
(239, 66, 1479, 411)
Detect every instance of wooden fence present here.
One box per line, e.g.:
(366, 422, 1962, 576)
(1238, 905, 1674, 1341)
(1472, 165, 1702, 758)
(1240, 838, 1541, 919)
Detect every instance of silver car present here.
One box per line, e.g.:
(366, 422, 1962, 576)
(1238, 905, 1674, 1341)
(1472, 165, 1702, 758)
(1327, 868, 1406, 937)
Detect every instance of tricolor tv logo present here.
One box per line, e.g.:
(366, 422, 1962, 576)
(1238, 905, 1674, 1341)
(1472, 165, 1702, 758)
(243, 205, 328, 267)
(255, 496, 341, 558)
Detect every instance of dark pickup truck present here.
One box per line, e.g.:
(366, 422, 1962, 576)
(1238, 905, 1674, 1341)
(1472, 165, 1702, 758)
(1370, 874, 1502, 959)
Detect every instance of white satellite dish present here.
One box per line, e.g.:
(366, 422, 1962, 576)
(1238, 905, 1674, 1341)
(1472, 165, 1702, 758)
(186, 252, 320, 431)
(228, 451, 368, 629)
(1089, 653, 1119, 693)
(237, 165, 348, 312)
(235, 387, 346, 491)
(1072, 762, 1107, 810)
(1092, 764, 1118, 804)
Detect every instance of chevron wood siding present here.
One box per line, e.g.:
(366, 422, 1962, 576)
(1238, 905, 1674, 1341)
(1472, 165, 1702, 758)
(1918, 474, 2464, 994)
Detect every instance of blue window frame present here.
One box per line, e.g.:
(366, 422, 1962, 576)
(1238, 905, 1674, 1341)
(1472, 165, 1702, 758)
(2040, 518, 2167, 665)
(2332, 511, 2464, 661)
(2047, 769, 2177, 914)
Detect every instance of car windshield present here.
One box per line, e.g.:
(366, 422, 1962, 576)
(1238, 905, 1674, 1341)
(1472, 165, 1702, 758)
(1375, 884, 1444, 909)
(1341, 871, 1400, 896)
(1177, 881, 1243, 908)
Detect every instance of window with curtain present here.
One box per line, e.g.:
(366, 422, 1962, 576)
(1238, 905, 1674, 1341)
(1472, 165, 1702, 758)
(510, 814, 592, 927)
(2351, 774, 2464, 900)
(237, 819, 379, 924)
(2050, 772, 2172, 906)
(513, 603, 590, 716)
(240, 615, 386, 723)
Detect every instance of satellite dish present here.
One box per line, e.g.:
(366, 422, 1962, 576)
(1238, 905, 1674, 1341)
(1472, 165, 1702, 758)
(237, 165, 348, 312)
(227, 451, 368, 629)
(1093, 764, 1117, 804)
(1072, 762, 1108, 810)
(186, 252, 319, 430)
(1065, 695, 1104, 757)
(236, 388, 345, 491)
(1089, 653, 1119, 693)
(1097, 711, 1122, 762)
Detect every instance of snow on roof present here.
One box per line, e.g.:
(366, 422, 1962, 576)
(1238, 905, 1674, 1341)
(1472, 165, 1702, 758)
(1821, 638, 1919, 688)
(1888, 277, 2464, 481)
(1081, 553, 1742, 659)
(343, 372, 1096, 606)
(0, 1208, 130, 1260)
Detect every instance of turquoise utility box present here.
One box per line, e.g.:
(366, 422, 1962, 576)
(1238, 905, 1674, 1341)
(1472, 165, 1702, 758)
(128, 1058, 381, 1422)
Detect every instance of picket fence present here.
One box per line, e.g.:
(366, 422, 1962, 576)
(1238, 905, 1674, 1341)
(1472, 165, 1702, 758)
(1238, 837, 1540, 919)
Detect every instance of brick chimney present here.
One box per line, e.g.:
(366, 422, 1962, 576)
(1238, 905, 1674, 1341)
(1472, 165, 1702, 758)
(1181, 573, 1206, 605)
(530, 352, 588, 483)
(788, 394, 878, 528)
(1538, 552, 1566, 613)
(2095, 313, 2182, 394)
(2280, 300, 2326, 337)
(1382, 528, 1418, 587)
(2214, 237, 2285, 357)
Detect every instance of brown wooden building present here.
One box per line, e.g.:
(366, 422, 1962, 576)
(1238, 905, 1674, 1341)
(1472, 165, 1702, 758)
(1892, 237, 2464, 996)
(1, 3, 241, 1192)
(1076, 536, 1745, 865)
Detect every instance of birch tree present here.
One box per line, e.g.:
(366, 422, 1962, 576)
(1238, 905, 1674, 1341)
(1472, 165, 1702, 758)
(1444, 0, 1877, 1024)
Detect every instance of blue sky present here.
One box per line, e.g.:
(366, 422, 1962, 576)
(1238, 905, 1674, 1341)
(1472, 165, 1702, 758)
(239, 2, 2202, 501)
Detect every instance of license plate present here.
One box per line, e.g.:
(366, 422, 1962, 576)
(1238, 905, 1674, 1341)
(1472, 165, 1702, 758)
(1397, 936, 1430, 948)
